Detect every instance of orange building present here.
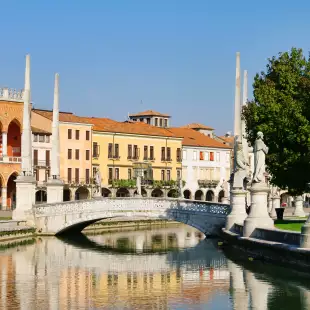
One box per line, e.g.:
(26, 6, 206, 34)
(0, 88, 24, 210)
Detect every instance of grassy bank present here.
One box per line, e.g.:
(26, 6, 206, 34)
(274, 220, 306, 232)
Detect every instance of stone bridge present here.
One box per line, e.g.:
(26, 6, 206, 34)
(33, 197, 230, 236)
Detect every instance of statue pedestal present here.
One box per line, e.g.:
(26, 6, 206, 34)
(225, 189, 247, 231)
(268, 197, 273, 213)
(300, 217, 310, 248)
(93, 191, 101, 198)
(46, 178, 64, 203)
(221, 197, 229, 204)
(12, 175, 36, 224)
(294, 196, 305, 217)
(243, 183, 273, 237)
(270, 196, 280, 218)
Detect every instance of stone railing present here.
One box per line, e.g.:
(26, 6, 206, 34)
(0, 87, 24, 102)
(34, 197, 231, 217)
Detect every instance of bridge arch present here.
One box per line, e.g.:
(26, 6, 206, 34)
(75, 187, 89, 200)
(34, 198, 230, 236)
(218, 190, 225, 203)
(167, 189, 178, 198)
(35, 190, 47, 204)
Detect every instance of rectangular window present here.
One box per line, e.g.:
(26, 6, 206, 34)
(128, 168, 132, 180)
(45, 135, 50, 143)
(155, 118, 158, 126)
(93, 142, 99, 157)
(68, 168, 72, 182)
(45, 150, 50, 166)
(86, 130, 90, 140)
(75, 130, 80, 140)
(177, 169, 181, 180)
(161, 170, 165, 181)
(182, 150, 187, 160)
(146, 118, 151, 125)
(93, 167, 97, 178)
(68, 149, 72, 159)
(150, 146, 154, 160)
(33, 149, 38, 165)
(75, 168, 79, 183)
(114, 144, 119, 158)
(108, 143, 113, 158)
(159, 118, 163, 127)
(144, 146, 148, 160)
(193, 151, 197, 161)
(133, 145, 138, 159)
(68, 129, 72, 139)
(115, 168, 119, 180)
(86, 150, 90, 160)
(36, 168, 39, 181)
(39, 135, 44, 142)
(128, 145, 132, 159)
(86, 169, 90, 184)
(166, 147, 171, 161)
(210, 152, 214, 161)
(75, 149, 79, 160)
(216, 152, 220, 162)
(33, 134, 38, 142)
(199, 151, 204, 160)
(161, 147, 165, 161)
(108, 168, 113, 181)
(167, 170, 171, 181)
(176, 148, 181, 162)
(226, 152, 230, 163)
(164, 119, 168, 128)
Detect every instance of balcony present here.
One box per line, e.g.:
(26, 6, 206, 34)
(34, 160, 50, 167)
(65, 178, 93, 187)
(0, 156, 22, 163)
(108, 155, 121, 160)
(198, 179, 220, 188)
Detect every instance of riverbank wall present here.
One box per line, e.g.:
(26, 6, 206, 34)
(221, 224, 310, 271)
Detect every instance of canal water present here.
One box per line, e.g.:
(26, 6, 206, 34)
(0, 223, 310, 309)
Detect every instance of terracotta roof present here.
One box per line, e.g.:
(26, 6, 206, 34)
(180, 123, 214, 131)
(218, 135, 234, 145)
(129, 110, 170, 117)
(31, 127, 51, 135)
(33, 109, 181, 138)
(169, 128, 232, 149)
(33, 109, 94, 125)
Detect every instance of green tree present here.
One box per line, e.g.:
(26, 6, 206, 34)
(243, 47, 310, 195)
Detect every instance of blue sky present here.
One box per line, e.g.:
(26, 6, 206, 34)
(1, 0, 310, 135)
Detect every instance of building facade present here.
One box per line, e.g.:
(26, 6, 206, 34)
(129, 110, 171, 128)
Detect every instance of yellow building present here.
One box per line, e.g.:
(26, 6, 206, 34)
(91, 119, 183, 198)
(32, 109, 93, 201)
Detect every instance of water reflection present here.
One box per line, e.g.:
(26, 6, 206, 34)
(0, 225, 309, 309)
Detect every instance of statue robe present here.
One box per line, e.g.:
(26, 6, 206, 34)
(253, 139, 268, 183)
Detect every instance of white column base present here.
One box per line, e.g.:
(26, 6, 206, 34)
(221, 197, 229, 204)
(267, 197, 273, 213)
(243, 183, 273, 237)
(270, 197, 280, 218)
(300, 215, 310, 248)
(293, 196, 305, 217)
(225, 189, 247, 231)
(46, 178, 64, 204)
(12, 175, 36, 224)
(1, 187, 7, 210)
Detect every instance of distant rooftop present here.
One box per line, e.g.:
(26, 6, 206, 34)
(129, 110, 170, 118)
(180, 123, 214, 131)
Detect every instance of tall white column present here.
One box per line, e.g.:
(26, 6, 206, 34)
(21, 54, 33, 176)
(233, 52, 242, 142)
(2, 132, 7, 157)
(46, 73, 63, 204)
(241, 70, 249, 161)
(13, 54, 36, 222)
(1, 187, 7, 210)
(51, 73, 60, 178)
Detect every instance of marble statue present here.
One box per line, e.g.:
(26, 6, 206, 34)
(233, 142, 249, 188)
(94, 169, 102, 194)
(252, 131, 268, 183)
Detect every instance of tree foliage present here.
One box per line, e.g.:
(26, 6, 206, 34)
(243, 47, 310, 195)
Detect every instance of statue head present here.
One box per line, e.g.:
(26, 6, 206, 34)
(257, 131, 263, 139)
